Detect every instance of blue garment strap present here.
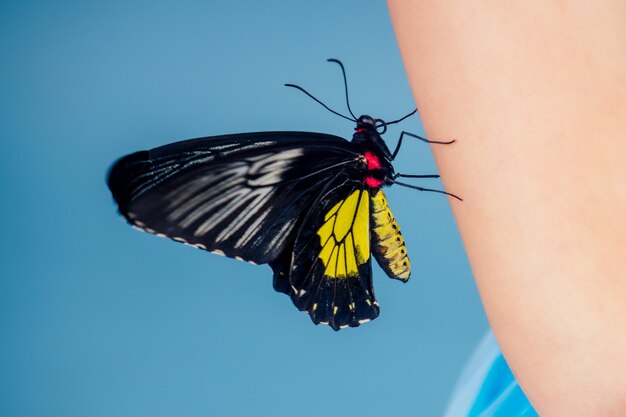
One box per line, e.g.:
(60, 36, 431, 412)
(444, 332, 538, 417)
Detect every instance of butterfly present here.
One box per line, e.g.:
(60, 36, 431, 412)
(107, 59, 460, 331)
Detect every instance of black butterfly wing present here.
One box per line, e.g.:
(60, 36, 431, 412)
(108, 132, 363, 264)
(269, 181, 379, 331)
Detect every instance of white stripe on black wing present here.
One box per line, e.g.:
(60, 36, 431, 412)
(107, 132, 362, 265)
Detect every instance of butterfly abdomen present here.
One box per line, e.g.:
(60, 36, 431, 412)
(370, 189, 411, 282)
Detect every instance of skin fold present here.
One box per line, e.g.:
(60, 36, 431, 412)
(388, 1, 626, 416)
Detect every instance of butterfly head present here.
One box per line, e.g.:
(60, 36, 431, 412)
(355, 115, 377, 131)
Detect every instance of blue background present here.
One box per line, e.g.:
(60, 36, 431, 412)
(0, 1, 487, 416)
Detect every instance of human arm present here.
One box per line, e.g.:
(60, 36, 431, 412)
(388, 1, 626, 415)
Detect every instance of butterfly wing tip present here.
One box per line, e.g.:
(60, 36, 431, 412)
(308, 307, 379, 331)
(106, 150, 151, 214)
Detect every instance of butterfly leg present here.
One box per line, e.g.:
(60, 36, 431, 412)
(391, 131, 456, 160)
(392, 173, 440, 179)
(391, 180, 463, 201)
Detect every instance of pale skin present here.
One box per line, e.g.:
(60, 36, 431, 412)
(388, 1, 626, 416)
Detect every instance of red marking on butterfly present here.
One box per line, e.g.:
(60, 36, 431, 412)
(364, 151, 382, 171)
(365, 176, 384, 188)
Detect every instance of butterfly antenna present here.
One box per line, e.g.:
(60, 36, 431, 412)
(284, 83, 356, 123)
(327, 58, 358, 121)
(385, 109, 418, 126)
(391, 179, 463, 201)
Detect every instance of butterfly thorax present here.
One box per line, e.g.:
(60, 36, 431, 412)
(351, 115, 395, 189)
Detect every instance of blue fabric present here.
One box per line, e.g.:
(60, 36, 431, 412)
(444, 332, 538, 417)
